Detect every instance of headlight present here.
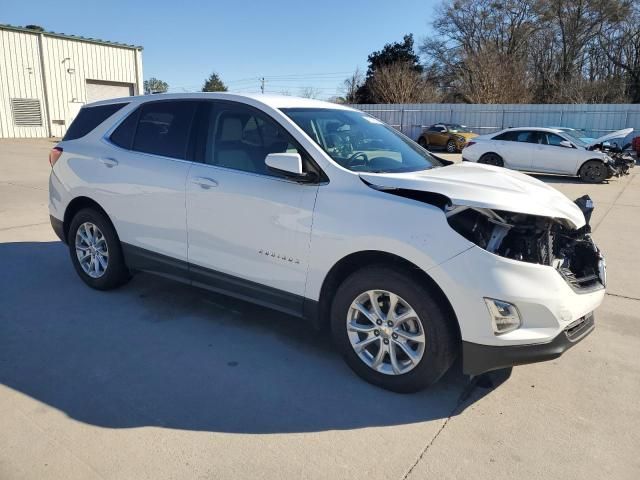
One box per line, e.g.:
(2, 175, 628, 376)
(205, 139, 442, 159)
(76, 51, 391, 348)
(456, 136, 466, 142)
(484, 298, 522, 334)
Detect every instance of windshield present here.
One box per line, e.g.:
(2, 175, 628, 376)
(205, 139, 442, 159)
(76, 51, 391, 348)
(447, 124, 472, 133)
(282, 108, 442, 173)
(560, 131, 589, 148)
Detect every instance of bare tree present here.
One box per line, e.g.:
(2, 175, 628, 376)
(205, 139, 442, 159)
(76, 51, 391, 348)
(369, 62, 440, 103)
(419, 0, 635, 103)
(421, 0, 540, 103)
(598, 1, 640, 102)
(299, 86, 322, 99)
(343, 68, 364, 103)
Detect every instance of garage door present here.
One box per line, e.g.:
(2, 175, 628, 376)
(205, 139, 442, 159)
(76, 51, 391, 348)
(86, 80, 134, 102)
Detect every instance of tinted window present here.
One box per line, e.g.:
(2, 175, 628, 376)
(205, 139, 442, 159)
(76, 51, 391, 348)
(493, 131, 518, 141)
(110, 107, 139, 149)
(63, 103, 127, 140)
(132, 101, 197, 159)
(206, 104, 306, 176)
(494, 130, 537, 142)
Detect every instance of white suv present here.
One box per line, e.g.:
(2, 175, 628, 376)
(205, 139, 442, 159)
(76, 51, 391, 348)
(48, 93, 605, 392)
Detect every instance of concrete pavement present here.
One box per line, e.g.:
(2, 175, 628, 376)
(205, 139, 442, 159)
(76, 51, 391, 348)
(0, 140, 638, 479)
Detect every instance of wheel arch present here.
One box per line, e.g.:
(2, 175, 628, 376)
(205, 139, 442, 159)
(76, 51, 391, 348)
(62, 196, 117, 244)
(479, 151, 504, 166)
(315, 250, 461, 341)
(577, 157, 605, 174)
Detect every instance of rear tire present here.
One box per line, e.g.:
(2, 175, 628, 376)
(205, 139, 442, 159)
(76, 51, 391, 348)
(68, 208, 130, 290)
(331, 266, 458, 393)
(479, 153, 504, 167)
(418, 137, 429, 149)
(579, 160, 607, 183)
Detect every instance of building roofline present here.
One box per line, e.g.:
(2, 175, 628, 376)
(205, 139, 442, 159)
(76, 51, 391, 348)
(0, 24, 143, 50)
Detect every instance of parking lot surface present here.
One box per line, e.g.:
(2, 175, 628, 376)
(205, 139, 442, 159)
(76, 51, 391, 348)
(1, 139, 639, 479)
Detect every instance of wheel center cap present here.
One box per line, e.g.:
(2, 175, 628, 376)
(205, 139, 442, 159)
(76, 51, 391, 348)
(380, 325, 392, 338)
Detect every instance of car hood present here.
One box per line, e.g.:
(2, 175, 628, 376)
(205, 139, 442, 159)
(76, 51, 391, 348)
(586, 128, 633, 147)
(360, 162, 586, 228)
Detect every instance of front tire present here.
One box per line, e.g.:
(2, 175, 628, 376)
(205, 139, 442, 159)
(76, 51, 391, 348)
(68, 208, 130, 290)
(446, 140, 457, 153)
(331, 266, 458, 393)
(579, 160, 607, 183)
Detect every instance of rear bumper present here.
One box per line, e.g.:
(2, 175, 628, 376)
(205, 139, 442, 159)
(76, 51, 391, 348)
(462, 312, 595, 376)
(50, 215, 65, 243)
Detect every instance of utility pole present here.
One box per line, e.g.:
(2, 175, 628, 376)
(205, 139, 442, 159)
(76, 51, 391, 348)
(260, 77, 265, 94)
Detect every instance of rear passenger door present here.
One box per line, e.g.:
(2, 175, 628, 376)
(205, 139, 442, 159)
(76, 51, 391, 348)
(103, 100, 198, 268)
(497, 130, 535, 170)
(185, 101, 320, 314)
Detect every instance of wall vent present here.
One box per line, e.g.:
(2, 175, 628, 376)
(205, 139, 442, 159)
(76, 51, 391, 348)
(10, 98, 43, 127)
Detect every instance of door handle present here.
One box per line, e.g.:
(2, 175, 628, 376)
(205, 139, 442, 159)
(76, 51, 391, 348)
(100, 157, 119, 168)
(192, 176, 219, 189)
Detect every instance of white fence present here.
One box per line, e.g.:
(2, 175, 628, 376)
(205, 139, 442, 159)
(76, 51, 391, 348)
(349, 103, 640, 141)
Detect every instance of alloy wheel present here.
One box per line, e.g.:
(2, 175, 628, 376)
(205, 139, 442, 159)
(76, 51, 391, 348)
(75, 222, 109, 278)
(446, 141, 456, 153)
(346, 290, 426, 375)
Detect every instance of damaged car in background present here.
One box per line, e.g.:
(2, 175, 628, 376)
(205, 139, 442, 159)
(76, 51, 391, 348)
(462, 126, 634, 183)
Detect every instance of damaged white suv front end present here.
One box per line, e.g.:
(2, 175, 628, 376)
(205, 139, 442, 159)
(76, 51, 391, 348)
(360, 162, 605, 375)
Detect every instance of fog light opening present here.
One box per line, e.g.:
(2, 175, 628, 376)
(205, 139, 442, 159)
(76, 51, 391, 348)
(484, 298, 522, 335)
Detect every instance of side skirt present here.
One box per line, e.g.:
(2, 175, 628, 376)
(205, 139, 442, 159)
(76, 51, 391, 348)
(121, 243, 321, 326)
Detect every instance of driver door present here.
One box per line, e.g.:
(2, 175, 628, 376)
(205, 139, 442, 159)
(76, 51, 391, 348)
(429, 124, 448, 147)
(531, 132, 582, 174)
(186, 101, 320, 314)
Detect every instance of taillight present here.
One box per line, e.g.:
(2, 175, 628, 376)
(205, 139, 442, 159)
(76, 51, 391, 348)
(49, 147, 63, 167)
(465, 141, 476, 149)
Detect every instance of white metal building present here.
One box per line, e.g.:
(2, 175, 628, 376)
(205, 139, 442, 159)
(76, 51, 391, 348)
(0, 24, 143, 138)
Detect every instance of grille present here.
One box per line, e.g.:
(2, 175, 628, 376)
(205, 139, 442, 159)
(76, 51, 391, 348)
(11, 98, 43, 126)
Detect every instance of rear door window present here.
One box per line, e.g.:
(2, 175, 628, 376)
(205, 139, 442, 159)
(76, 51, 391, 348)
(63, 103, 127, 140)
(131, 101, 198, 159)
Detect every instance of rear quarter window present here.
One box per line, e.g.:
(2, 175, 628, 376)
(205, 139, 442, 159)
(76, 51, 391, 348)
(63, 103, 128, 140)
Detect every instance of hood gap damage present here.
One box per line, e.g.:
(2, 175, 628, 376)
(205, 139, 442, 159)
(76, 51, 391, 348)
(365, 175, 605, 291)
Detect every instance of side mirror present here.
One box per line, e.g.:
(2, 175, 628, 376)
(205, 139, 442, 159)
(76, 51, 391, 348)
(559, 140, 573, 148)
(265, 153, 316, 182)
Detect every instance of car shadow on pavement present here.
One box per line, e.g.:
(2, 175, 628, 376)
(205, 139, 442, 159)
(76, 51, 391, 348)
(0, 241, 502, 434)
(530, 173, 605, 185)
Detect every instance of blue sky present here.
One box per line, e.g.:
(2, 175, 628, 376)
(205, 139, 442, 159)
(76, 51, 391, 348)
(3, 0, 437, 98)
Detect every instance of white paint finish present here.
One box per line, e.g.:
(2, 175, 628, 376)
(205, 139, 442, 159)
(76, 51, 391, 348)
(49, 93, 605, 354)
(0, 26, 142, 138)
(53, 138, 191, 261)
(186, 163, 318, 295)
(427, 245, 605, 346)
(360, 162, 586, 228)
